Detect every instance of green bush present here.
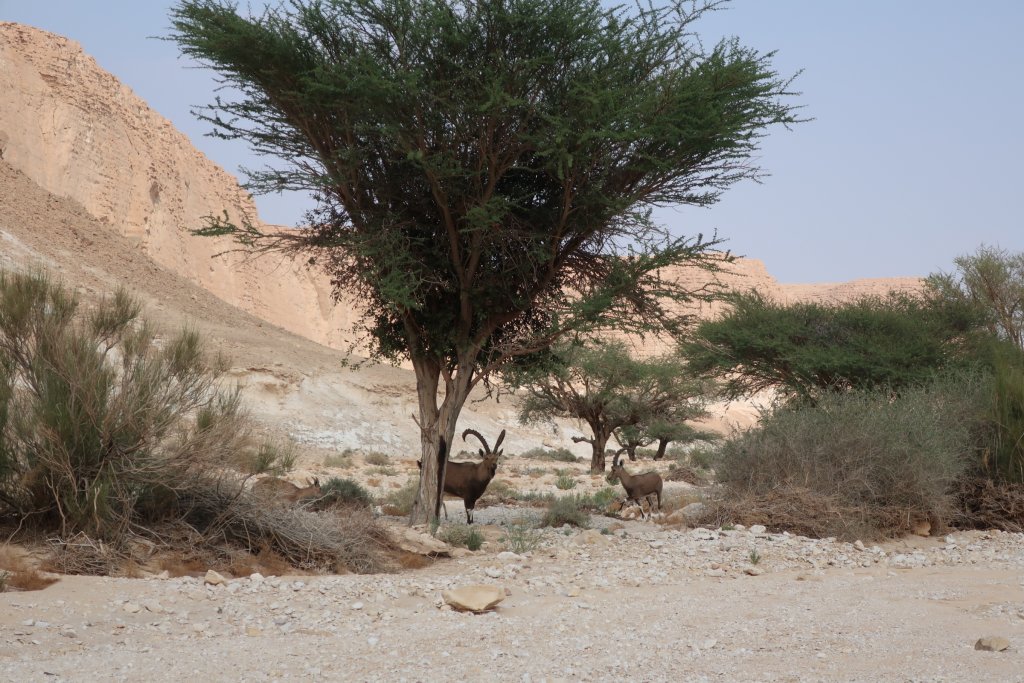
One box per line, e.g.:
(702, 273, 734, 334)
(539, 495, 591, 528)
(438, 524, 484, 551)
(519, 447, 578, 463)
(979, 344, 1024, 482)
(318, 477, 374, 509)
(713, 374, 983, 539)
(382, 478, 419, 515)
(554, 470, 577, 490)
(500, 521, 543, 554)
(0, 271, 285, 540)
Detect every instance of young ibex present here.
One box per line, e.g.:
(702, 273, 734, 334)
(252, 476, 322, 506)
(419, 428, 505, 524)
(608, 453, 662, 520)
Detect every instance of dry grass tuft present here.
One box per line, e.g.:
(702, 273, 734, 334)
(0, 546, 58, 592)
(664, 465, 709, 485)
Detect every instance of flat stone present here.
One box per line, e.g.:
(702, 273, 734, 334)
(745, 566, 765, 576)
(123, 602, 141, 614)
(573, 529, 610, 546)
(391, 527, 451, 556)
(975, 636, 1010, 652)
(442, 584, 506, 613)
(749, 524, 767, 534)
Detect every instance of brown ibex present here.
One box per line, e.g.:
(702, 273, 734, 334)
(419, 428, 504, 524)
(252, 476, 322, 506)
(608, 453, 662, 520)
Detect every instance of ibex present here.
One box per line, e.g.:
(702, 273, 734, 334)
(252, 476, 322, 506)
(419, 428, 504, 524)
(608, 453, 662, 520)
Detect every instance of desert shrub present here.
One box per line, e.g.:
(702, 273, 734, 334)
(364, 451, 390, 466)
(668, 443, 717, 471)
(554, 470, 577, 490)
(483, 479, 519, 502)
(0, 271, 292, 541)
(317, 477, 374, 509)
(519, 447, 578, 463)
(438, 524, 484, 551)
(323, 450, 353, 468)
(712, 375, 984, 539)
(977, 344, 1024, 482)
(369, 465, 397, 476)
(501, 520, 543, 554)
(382, 478, 419, 516)
(538, 495, 591, 528)
(574, 487, 619, 511)
(664, 465, 709, 485)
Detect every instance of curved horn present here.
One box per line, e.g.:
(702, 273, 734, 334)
(612, 451, 621, 468)
(493, 429, 506, 454)
(462, 428, 491, 454)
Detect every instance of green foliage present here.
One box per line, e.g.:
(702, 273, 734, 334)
(539, 495, 591, 528)
(501, 521, 543, 554)
(748, 548, 761, 565)
(0, 271, 260, 540)
(926, 245, 1024, 349)
(976, 343, 1024, 482)
(170, 0, 801, 524)
(554, 471, 577, 490)
(239, 440, 296, 476)
(382, 478, 419, 516)
(438, 524, 484, 551)
(715, 374, 984, 537)
(368, 465, 398, 477)
(512, 339, 708, 471)
(318, 477, 374, 509)
(518, 447, 578, 463)
(685, 292, 986, 403)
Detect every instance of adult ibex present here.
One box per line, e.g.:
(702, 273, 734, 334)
(252, 476, 322, 506)
(608, 453, 662, 520)
(419, 428, 505, 524)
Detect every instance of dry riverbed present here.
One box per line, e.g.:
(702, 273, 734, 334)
(4, 511, 1024, 682)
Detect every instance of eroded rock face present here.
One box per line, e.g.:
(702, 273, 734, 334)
(0, 22, 359, 351)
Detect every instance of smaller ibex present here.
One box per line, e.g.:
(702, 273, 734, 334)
(252, 476, 322, 506)
(419, 428, 504, 524)
(608, 453, 662, 520)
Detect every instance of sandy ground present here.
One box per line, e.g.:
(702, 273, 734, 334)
(2, 134, 1023, 682)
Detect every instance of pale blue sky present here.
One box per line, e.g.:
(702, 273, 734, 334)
(3, 1, 1022, 282)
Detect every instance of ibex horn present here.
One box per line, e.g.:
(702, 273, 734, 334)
(493, 429, 506, 454)
(462, 428, 490, 454)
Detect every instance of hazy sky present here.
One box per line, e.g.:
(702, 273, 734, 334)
(3, 1, 1022, 282)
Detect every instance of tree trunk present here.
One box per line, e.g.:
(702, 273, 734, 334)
(654, 437, 670, 460)
(589, 431, 610, 473)
(409, 356, 474, 527)
(625, 443, 638, 461)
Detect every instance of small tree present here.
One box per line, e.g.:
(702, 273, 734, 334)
(682, 291, 984, 404)
(170, 0, 801, 522)
(513, 340, 706, 472)
(926, 245, 1024, 349)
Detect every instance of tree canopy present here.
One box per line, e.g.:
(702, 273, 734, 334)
(512, 339, 707, 471)
(683, 291, 985, 403)
(169, 0, 801, 521)
(926, 245, 1024, 349)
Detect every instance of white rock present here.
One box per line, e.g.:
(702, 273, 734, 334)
(352, 602, 364, 610)
(485, 567, 503, 579)
(975, 636, 1010, 652)
(749, 524, 767, 534)
(204, 570, 227, 586)
(442, 584, 506, 612)
(497, 551, 524, 563)
(123, 602, 141, 614)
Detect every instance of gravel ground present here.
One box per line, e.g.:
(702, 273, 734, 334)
(4, 511, 1024, 682)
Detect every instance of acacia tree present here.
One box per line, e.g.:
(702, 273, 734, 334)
(169, 0, 800, 522)
(926, 245, 1024, 349)
(683, 291, 985, 403)
(514, 340, 707, 472)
